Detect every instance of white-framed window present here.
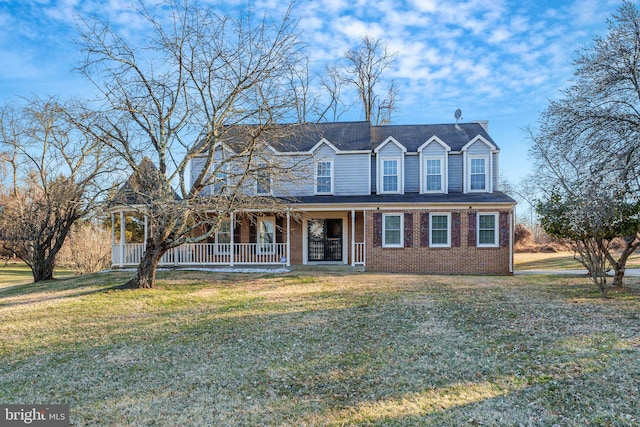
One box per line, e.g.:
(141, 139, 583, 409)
(382, 213, 403, 248)
(258, 217, 275, 254)
(215, 220, 232, 254)
(429, 213, 450, 247)
(213, 164, 228, 194)
(469, 156, 487, 191)
(424, 157, 444, 193)
(256, 168, 271, 195)
(477, 213, 498, 247)
(315, 160, 333, 194)
(381, 158, 400, 193)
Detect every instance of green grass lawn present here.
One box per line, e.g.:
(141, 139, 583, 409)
(515, 251, 640, 271)
(0, 262, 73, 290)
(1, 269, 639, 425)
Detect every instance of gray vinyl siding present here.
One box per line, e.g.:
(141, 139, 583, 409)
(421, 142, 446, 157)
(448, 154, 463, 192)
(335, 153, 370, 195)
(404, 155, 419, 193)
(272, 155, 314, 197)
(371, 156, 377, 193)
(493, 152, 499, 191)
(465, 140, 490, 156)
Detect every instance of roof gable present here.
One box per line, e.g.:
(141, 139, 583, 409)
(374, 136, 407, 153)
(109, 157, 180, 207)
(417, 136, 451, 152)
(460, 135, 498, 152)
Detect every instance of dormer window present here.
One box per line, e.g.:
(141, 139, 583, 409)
(469, 156, 487, 191)
(424, 157, 444, 193)
(315, 160, 333, 194)
(214, 165, 228, 194)
(381, 158, 400, 193)
(256, 167, 271, 195)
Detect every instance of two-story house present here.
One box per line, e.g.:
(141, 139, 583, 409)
(110, 121, 516, 275)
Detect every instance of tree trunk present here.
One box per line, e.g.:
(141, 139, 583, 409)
(612, 267, 625, 288)
(32, 256, 55, 282)
(123, 240, 167, 289)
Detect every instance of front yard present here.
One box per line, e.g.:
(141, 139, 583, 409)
(1, 266, 639, 425)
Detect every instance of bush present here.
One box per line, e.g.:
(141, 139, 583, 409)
(58, 224, 111, 274)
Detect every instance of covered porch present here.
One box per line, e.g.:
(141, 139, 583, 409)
(110, 209, 366, 268)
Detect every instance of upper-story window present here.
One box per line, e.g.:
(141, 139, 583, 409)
(382, 159, 399, 193)
(256, 167, 271, 195)
(315, 160, 333, 194)
(214, 165, 228, 194)
(424, 157, 443, 193)
(469, 157, 487, 191)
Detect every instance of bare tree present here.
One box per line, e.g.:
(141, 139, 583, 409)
(530, 1, 640, 294)
(0, 98, 112, 282)
(318, 65, 350, 122)
(75, 0, 307, 288)
(343, 36, 397, 124)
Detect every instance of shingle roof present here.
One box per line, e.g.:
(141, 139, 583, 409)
(217, 121, 495, 153)
(109, 157, 181, 207)
(285, 191, 516, 205)
(371, 122, 496, 152)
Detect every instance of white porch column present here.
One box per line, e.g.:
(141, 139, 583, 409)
(351, 210, 355, 267)
(363, 211, 367, 267)
(119, 211, 125, 268)
(286, 211, 291, 267)
(230, 212, 235, 267)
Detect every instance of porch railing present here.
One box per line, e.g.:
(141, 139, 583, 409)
(112, 242, 288, 267)
(354, 242, 365, 265)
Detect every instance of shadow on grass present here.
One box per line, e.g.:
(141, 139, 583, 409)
(0, 271, 135, 306)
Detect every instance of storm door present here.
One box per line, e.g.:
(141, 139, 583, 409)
(307, 219, 343, 261)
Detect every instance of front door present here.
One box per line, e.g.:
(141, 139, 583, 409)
(308, 219, 343, 262)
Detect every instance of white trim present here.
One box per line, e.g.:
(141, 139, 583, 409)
(211, 141, 237, 156)
(119, 211, 125, 268)
(379, 157, 402, 194)
(215, 219, 232, 254)
(230, 213, 235, 266)
(417, 136, 451, 152)
(422, 156, 446, 194)
(467, 155, 489, 193)
(374, 136, 407, 153)
(286, 212, 291, 267)
(351, 210, 356, 267)
(429, 212, 451, 248)
(314, 159, 334, 195)
(255, 168, 272, 195)
(382, 213, 404, 248)
(509, 210, 514, 273)
(460, 135, 498, 152)
(477, 212, 499, 248)
(257, 216, 276, 254)
(308, 138, 339, 154)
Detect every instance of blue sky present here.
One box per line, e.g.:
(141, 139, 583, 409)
(0, 0, 623, 184)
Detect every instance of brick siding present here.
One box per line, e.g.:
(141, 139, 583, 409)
(365, 209, 512, 275)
